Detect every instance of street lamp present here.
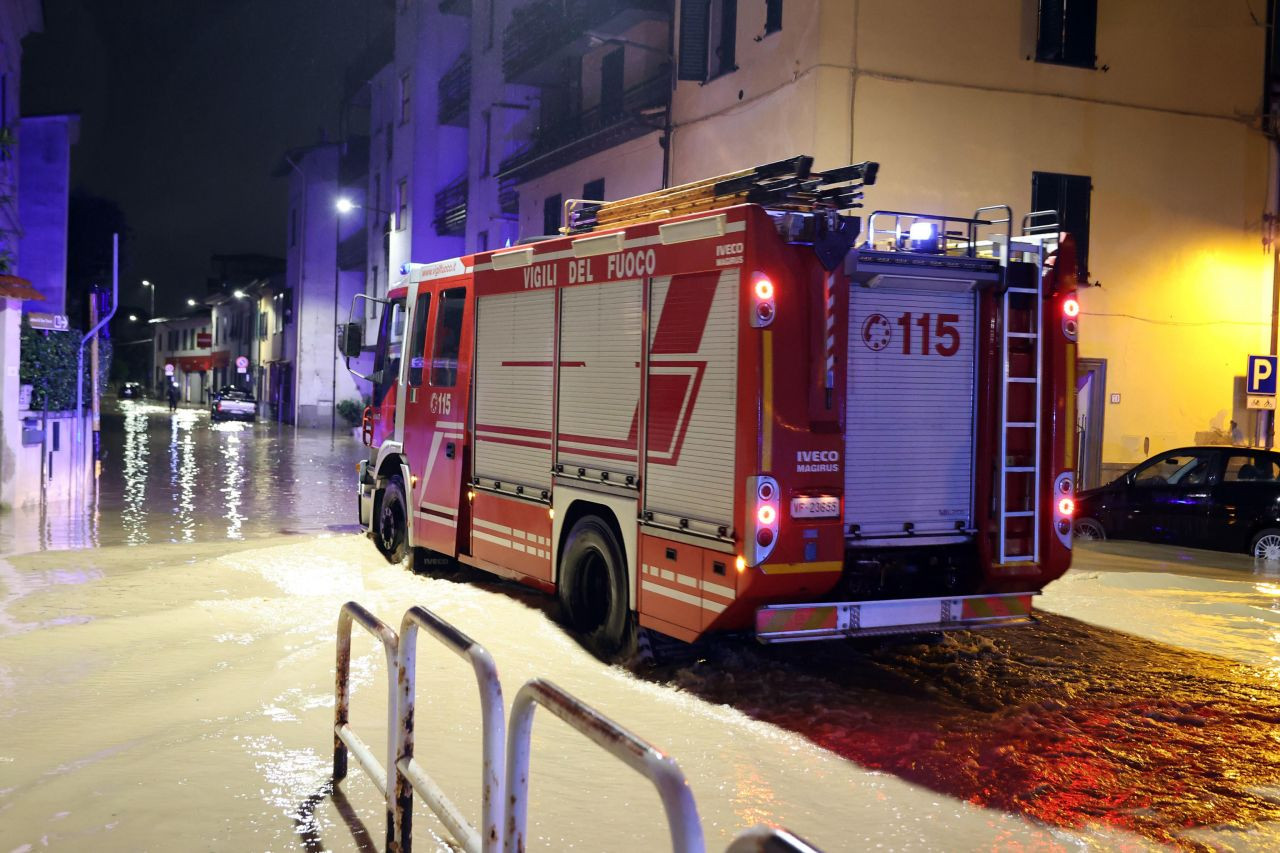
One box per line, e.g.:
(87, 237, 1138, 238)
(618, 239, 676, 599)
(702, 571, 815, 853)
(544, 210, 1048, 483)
(128, 314, 138, 322)
(233, 290, 246, 299)
(187, 298, 197, 307)
(141, 279, 154, 318)
(332, 195, 395, 433)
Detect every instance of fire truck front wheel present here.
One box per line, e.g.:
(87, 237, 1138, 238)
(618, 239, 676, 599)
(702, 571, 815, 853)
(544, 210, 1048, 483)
(558, 516, 633, 658)
(375, 475, 409, 565)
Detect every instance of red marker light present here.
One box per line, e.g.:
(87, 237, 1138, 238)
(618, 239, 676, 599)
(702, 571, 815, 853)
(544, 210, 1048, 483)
(1063, 297, 1080, 318)
(1058, 497, 1075, 516)
(754, 276, 775, 301)
(756, 528, 775, 548)
(757, 504, 777, 526)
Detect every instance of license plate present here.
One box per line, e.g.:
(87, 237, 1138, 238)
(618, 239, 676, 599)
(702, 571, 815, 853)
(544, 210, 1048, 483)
(790, 495, 840, 519)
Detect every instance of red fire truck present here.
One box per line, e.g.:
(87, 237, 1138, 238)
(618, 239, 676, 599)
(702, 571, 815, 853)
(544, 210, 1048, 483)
(345, 157, 1079, 654)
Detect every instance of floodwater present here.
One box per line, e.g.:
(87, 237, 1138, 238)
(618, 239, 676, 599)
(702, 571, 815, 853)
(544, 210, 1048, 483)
(1, 403, 1279, 851)
(1, 400, 359, 553)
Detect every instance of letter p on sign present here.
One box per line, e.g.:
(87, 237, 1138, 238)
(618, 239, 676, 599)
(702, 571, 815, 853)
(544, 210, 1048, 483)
(1248, 354, 1278, 395)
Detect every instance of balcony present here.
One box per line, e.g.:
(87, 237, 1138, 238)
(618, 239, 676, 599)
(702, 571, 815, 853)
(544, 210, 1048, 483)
(503, 0, 669, 85)
(438, 52, 471, 127)
(434, 176, 468, 237)
(497, 73, 668, 182)
(438, 0, 471, 14)
(498, 174, 520, 217)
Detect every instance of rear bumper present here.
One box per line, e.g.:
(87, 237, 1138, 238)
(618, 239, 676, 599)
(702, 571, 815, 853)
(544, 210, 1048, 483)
(755, 591, 1037, 644)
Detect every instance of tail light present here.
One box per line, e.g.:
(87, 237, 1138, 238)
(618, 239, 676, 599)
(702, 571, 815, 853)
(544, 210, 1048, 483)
(1053, 472, 1074, 549)
(745, 475, 780, 565)
(749, 272, 776, 328)
(1062, 294, 1079, 341)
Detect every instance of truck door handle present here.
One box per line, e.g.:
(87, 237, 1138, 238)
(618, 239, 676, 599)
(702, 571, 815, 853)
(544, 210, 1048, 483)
(446, 441, 455, 460)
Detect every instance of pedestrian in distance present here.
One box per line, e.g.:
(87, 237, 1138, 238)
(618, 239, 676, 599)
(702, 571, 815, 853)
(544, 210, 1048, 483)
(167, 382, 179, 413)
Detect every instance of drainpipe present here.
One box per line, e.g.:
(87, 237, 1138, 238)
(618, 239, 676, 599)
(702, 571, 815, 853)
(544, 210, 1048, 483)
(285, 154, 306, 427)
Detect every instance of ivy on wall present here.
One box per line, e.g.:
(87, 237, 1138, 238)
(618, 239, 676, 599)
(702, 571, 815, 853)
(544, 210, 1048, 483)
(19, 318, 112, 412)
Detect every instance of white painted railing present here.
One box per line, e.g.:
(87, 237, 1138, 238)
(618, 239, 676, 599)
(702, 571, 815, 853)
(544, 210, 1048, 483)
(394, 605, 505, 853)
(504, 678, 705, 853)
(333, 602, 400, 851)
(331, 601, 820, 853)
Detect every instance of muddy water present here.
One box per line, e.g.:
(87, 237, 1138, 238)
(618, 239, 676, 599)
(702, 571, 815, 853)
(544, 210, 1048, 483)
(0, 536, 1094, 852)
(3, 405, 1279, 850)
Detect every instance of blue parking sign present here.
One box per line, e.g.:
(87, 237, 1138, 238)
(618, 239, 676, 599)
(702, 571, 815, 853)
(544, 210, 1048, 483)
(1248, 355, 1278, 395)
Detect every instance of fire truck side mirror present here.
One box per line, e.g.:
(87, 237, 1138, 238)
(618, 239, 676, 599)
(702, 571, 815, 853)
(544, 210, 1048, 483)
(339, 322, 363, 359)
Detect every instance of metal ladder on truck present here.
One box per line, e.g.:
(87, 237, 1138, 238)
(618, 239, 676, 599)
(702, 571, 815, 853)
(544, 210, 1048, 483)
(985, 209, 1061, 565)
(560, 155, 879, 235)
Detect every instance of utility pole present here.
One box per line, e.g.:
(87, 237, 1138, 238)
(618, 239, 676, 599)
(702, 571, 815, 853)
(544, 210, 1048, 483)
(89, 290, 101, 474)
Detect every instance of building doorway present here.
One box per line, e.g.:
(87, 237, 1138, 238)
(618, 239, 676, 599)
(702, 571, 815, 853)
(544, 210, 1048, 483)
(1076, 358, 1106, 489)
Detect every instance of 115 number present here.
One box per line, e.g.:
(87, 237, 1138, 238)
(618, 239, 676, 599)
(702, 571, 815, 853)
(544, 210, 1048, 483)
(895, 312, 961, 357)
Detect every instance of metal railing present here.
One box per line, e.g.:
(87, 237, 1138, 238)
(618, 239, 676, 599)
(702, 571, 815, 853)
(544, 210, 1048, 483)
(394, 605, 505, 853)
(330, 602, 820, 853)
(334, 602, 401, 851)
(504, 678, 705, 853)
(438, 52, 471, 127)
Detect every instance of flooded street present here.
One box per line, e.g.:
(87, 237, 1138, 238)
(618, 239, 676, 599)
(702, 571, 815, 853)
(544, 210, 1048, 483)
(2, 404, 1280, 851)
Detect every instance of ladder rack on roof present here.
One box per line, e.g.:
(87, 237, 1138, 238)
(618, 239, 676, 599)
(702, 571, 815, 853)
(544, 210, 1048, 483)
(564, 155, 880, 234)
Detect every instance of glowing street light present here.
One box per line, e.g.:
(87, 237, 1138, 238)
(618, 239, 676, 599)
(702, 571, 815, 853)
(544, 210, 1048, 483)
(335, 197, 356, 214)
(128, 314, 138, 322)
(233, 289, 246, 299)
(187, 298, 197, 307)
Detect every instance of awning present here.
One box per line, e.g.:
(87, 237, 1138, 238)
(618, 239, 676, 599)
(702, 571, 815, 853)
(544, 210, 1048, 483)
(0, 274, 45, 301)
(173, 355, 211, 372)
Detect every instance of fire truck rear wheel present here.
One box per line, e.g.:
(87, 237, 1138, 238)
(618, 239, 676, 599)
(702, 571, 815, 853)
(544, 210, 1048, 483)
(375, 475, 409, 565)
(558, 516, 633, 659)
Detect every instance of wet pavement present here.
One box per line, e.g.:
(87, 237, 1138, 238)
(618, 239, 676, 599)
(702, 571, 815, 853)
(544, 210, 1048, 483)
(2, 403, 1279, 851)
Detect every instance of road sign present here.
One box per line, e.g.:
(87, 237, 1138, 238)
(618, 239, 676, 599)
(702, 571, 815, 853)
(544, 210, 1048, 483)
(197, 332, 212, 348)
(1248, 395, 1276, 410)
(1248, 354, 1277, 395)
(27, 312, 69, 332)
(164, 363, 175, 376)
(236, 355, 249, 374)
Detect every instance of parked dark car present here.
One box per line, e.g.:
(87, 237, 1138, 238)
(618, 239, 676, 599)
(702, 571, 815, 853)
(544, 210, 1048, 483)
(120, 382, 144, 399)
(1074, 446, 1280, 559)
(210, 386, 256, 422)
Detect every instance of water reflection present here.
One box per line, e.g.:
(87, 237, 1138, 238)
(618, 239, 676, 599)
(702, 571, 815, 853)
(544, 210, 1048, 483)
(218, 424, 247, 540)
(0, 403, 362, 552)
(175, 410, 198, 542)
(122, 403, 150, 545)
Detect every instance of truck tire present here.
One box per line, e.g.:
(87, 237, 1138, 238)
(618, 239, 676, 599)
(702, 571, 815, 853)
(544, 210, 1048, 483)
(375, 475, 409, 565)
(558, 516, 634, 659)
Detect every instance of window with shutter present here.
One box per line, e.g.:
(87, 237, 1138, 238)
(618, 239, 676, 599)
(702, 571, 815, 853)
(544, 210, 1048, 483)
(1031, 171, 1092, 280)
(678, 0, 711, 81)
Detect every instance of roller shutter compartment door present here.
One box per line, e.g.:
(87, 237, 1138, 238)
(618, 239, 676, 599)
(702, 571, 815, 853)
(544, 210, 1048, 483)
(474, 290, 555, 492)
(844, 285, 977, 539)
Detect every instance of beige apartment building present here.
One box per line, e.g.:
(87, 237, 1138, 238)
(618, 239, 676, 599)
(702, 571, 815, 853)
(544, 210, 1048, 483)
(346, 0, 1273, 483)
(668, 0, 1272, 484)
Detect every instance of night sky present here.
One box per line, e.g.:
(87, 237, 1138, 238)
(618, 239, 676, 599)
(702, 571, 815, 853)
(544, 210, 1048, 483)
(22, 0, 393, 316)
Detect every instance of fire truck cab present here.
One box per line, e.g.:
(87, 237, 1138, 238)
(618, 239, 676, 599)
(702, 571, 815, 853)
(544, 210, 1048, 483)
(348, 156, 1078, 654)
